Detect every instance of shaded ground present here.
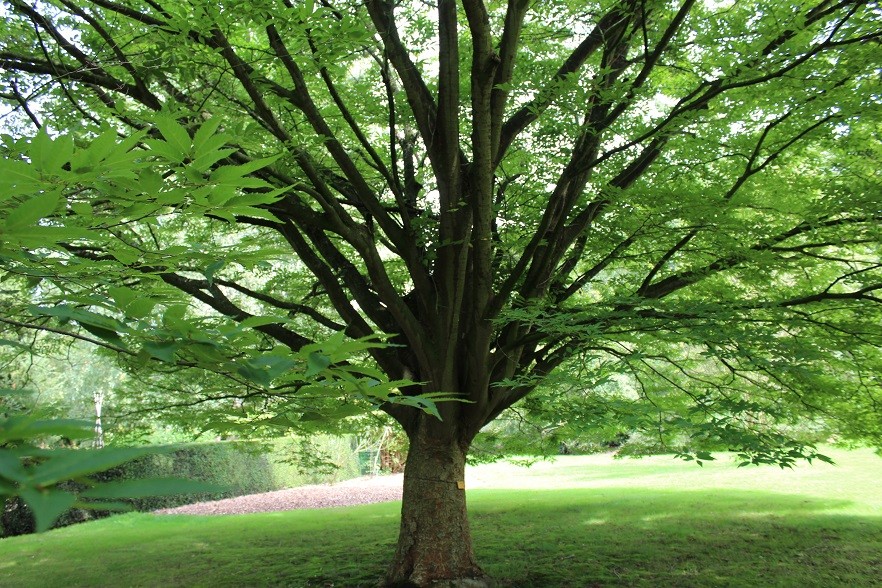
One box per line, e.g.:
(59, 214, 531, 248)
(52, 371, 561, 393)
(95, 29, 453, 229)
(154, 474, 404, 515)
(2, 451, 880, 587)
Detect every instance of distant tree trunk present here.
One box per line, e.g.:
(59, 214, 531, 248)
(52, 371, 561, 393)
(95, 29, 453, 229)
(93, 390, 104, 449)
(384, 417, 489, 587)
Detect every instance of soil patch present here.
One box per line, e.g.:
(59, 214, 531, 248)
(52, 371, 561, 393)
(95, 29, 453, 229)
(154, 474, 403, 515)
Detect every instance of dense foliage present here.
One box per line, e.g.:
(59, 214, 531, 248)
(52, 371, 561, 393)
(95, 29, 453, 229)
(1, 0, 880, 584)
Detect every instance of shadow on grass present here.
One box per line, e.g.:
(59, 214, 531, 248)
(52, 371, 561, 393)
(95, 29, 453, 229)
(469, 488, 882, 587)
(1, 488, 879, 587)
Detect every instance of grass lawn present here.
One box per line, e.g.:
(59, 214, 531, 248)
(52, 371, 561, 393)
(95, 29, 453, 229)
(1, 447, 880, 587)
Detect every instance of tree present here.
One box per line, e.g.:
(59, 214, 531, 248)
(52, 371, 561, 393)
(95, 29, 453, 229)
(2, 0, 881, 584)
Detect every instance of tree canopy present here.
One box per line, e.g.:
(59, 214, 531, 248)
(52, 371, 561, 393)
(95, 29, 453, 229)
(2, 0, 881, 584)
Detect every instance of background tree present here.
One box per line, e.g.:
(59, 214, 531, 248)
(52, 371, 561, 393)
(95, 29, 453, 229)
(2, 0, 881, 585)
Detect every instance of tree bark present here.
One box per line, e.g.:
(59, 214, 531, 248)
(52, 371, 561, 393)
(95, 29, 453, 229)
(384, 419, 490, 587)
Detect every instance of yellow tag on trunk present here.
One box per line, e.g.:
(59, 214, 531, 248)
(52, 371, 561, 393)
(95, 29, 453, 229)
(457, 480, 465, 490)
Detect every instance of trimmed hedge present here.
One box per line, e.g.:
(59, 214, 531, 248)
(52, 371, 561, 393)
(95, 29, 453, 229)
(108, 435, 360, 510)
(1, 435, 360, 537)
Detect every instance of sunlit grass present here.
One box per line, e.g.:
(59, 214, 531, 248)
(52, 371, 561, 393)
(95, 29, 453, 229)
(1, 447, 880, 587)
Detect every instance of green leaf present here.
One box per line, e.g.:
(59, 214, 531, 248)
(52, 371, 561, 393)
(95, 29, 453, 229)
(79, 323, 127, 349)
(30, 129, 73, 174)
(71, 127, 118, 170)
(209, 155, 280, 186)
(143, 340, 179, 362)
(192, 117, 223, 154)
(203, 260, 225, 285)
(29, 306, 128, 348)
(0, 158, 40, 193)
(225, 189, 288, 207)
(189, 342, 227, 364)
(154, 114, 192, 157)
(19, 488, 77, 533)
(107, 285, 136, 308)
(0, 338, 31, 350)
(236, 361, 272, 387)
(143, 139, 184, 163)
(5, 225, 93, 247)
(0, 452, 29, 483)
(224, 154, 281, 176)
(109, 248, 140, 264)
(335, 364, 386, 380)
(70, 201, 92, 216)
(224, 206, 280, 221)
(305, 351, 332, 377)
(250, 355, 298, 381)
(139, 169, 164, 196)
(298, 403, 364, 422)
(4, 191, 61, 231)
(0, 416, 94, 444)
(393, 395, 442, 420)
(108, 286, 156, 319)
(191, 147, 237, 172)
(27, 447, 153, 487)
(126, 299, 156, 320)
(163, 305, 188, 327)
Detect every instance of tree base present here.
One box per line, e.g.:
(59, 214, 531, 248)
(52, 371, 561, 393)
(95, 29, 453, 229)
(383, 421, 491, 588)
(383, 575, 493, 588)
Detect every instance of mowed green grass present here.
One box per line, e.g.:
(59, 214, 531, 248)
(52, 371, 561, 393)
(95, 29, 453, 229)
(1, 448, 880, 587)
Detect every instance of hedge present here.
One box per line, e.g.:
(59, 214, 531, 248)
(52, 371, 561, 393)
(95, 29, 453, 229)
(1, 435, 360, 537)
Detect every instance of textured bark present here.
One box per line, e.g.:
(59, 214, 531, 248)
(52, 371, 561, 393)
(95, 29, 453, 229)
(384, 422, 490, 587)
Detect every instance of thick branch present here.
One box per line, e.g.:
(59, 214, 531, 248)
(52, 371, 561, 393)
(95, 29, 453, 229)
(365, 0, 440, 171)
(0, 52, 159, 109)
(490, 0, 530, 161)
(640, 215, 882, 300)
(213, 278, 346, 331)
(496, 0, 637, 164)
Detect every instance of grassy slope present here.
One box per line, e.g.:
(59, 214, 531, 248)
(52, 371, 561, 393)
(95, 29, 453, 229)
(1, 448, 880, 587)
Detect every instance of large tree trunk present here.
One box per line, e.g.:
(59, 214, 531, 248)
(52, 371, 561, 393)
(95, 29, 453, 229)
(384, 419, 490, 587)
